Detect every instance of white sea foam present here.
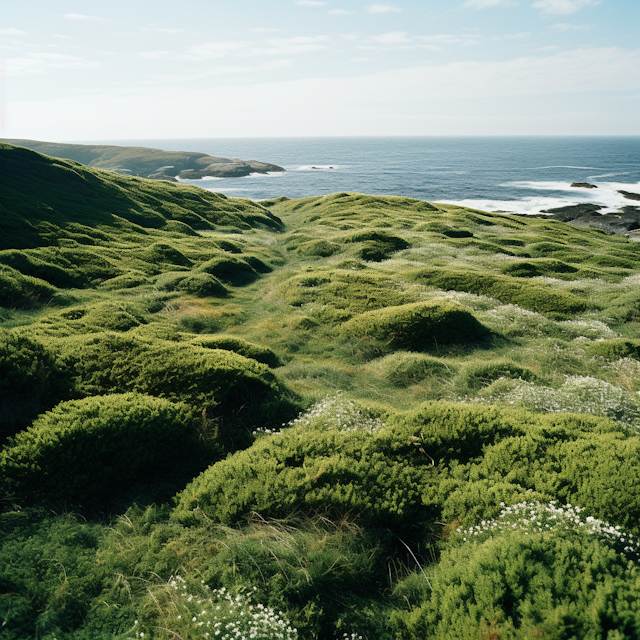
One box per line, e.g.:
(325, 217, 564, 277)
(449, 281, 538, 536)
(293, 164, 343, 171)
(441, 180, 640, 215)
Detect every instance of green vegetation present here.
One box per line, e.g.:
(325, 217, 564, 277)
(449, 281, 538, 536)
(4, 147, 640, 638)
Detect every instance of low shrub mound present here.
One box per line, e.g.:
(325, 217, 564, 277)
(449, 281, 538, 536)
(586, 339, 640, 361)
(0, 393, 198, 507)
(82, 302, 147, 331)
(0, 265, 59, 308)
(155, 271, 228, 297)
(63, 333, 294, 448)
(456, 360, 538, 391)
(172, 411, 434, 528)
(392, 528, 640, 640)
(0, 330, 70, 440)
(376, 352, 452, 387)
(197, 255, 258, 286)
(501, 258, 578, 278)
(296, 239, 341, 257)
(140, 242, 192, 268)
(99, 271, 149, 290)
(342, 301, 490, 351)
(344, 230, 410, 261)
(410, 267, 588, 317)
(281, 270, 416, 323)
(193, 335, 282, 368)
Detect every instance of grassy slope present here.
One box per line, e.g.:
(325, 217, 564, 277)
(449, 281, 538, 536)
(3, 149, 640, 638)
(0, 138, 283, 178)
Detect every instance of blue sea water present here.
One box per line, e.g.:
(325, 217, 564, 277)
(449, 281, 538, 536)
(108, 137, 640, 215)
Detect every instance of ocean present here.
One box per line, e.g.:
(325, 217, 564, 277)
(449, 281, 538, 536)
(108, 137, 640, 215)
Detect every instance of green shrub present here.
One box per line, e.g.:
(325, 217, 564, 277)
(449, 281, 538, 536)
(0, 393, 198, 507)
(344, 230, 410, 261)
(140, 242, 192, 267)
(411, 267, 588, 317)
(0, 265, 58, 307)
(193, 335, 282, 368)
(281, 270, 415, 323)
(456, 360, 538, 392)
(197, 255, 258, 285)
(0, 250, 81, 288)
(155, 271, 228, 297)
(342, 301, 490, 351)
(501, 259, 578, 278)
(392, 529, 640, 640)
(172, 419, 434, 528)
(0, 510, 106, 640)
(82, 302, 147, 331)
(0, 330, 71, 441)
(99, 271, 149, 290)
(586, 339, 640, 361)
(296, 239, 341, 257)
(377, 352, 452, 387)
(64, 333, 292, 447)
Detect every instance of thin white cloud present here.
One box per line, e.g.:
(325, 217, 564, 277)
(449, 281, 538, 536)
(551, 22, 593, 31)
(366, 4, 402, 14)
(532, 0, 599, 15)
(329, 9, 356, 14)
(463, 0, 518, 7)
(63, 13, 108, 22)
(184, 35, 331, 60)
(370, 31, 410, 44)
(296, 0, 326, 5)
(5, 52, 98, 76)
(248, 28, 285, 33)
(0, 28, 28, 36)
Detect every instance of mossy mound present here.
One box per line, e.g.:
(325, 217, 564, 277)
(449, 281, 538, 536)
(586, 339, 640, 361)
(410, 267, 588, 317)
(0, 265, 59, 308)
(197, 255, 259, 286)
(155, 271, 228, 297)
(375, 352, 452, 387)
(456, 361, 538, 391)
(0, 393, 198, 508)
(193, 335, 282, 368)
(0, 330, 71, 440)
(501, 258, 579, 278)
(343, 229, 410, 261)
(281, 270, 416, 323)
(61, 333, 294, 449)
(342, 301, 490, 351)
(171, 418, 433, 528)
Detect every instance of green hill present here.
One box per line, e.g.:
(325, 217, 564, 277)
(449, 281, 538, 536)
(3, 146, 640, 639)
(0, 138, 285, 179)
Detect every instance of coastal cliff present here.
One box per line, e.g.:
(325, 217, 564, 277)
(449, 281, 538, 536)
(0, 138, 285, 180)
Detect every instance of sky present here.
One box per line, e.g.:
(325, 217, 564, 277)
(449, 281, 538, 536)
(1, 0, 639, 141)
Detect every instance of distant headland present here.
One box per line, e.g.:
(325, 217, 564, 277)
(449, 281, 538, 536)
(0, 138, 285, 180)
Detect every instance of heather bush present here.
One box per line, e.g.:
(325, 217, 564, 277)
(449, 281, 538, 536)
(0, 265, 58, 307)
(375, 352, 452, 387)
(0, 393, 199, 507)
(197, 255, 258, 285)
(455, 360, 538, 392)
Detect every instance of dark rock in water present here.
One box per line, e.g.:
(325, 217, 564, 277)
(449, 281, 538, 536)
(539, 203, 604, 219)
(619, 190, 640, 201)
(571, 182, 597, 189)
(534, 202, 640, 235)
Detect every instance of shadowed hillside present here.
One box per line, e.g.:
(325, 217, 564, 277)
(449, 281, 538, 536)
(3, 149, 640, 639)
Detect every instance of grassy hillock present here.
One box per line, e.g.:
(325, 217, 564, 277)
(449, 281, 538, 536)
(3, 147, 640, 639)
